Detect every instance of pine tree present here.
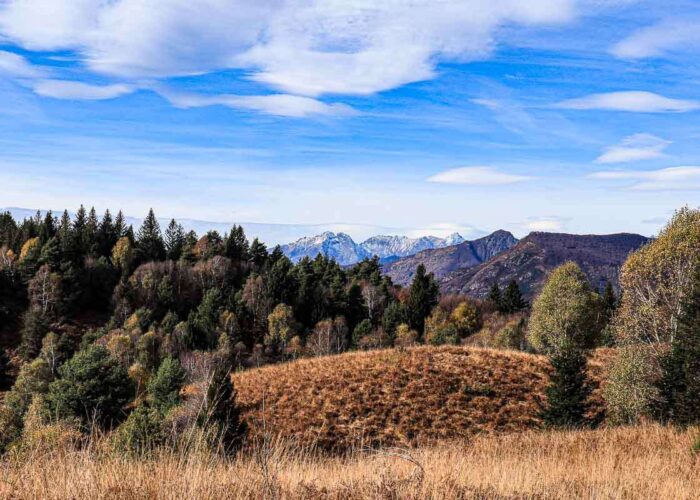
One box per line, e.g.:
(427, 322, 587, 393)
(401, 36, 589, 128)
(72, 205, 87, 254)
(249, 238, 268, 267)
(84, 207, 99, 255)
(224, 225, 249, 261)
(114, 210, 126, 239)
(657, 265, 700, 424)
(541, 344, 592, 428)
(136, 209, 166, 263)
(164, 219, 185, 260)
(501, 280, 527, 313)
(602, 281, 617, 320)
(200, 364, 243, 454)
(97, 209, 117, 257)
(488, 282, 502, 311)
(406, 264, 440, 337)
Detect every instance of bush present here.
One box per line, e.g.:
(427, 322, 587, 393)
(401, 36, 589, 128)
(148, 357, 186, 412)
(604, 345, 660, 425)
(394, 324, 418, 348)
(114, 404, 165, 453)
(47, 345, 134, 429)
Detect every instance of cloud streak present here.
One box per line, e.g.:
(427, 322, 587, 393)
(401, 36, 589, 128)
(33, 80, 135, 100)
(595, 133, 670, 164)
(158, 89, 356, 118)
(428, 166, 532, 185)
(556, 91, 699, 113)
(590, 166, 700, 190)
(612, 19, 700, 59)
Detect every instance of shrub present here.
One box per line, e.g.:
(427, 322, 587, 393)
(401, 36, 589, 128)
(148, 357, 187, 412)
(604, 345, 660, 425)
(394, 324, 418, 348)
(352, 319, 373, 348)
(47, 345, 134, 429)
(425, 309, 459, 346)
(114, 404, 165, 453)
(450, 301, 481, 337)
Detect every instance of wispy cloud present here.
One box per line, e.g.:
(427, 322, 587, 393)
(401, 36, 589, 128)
(428, 166, 532, 185)
(32, 79, 135, 100)
(0, 50, 45, 78)
(590, 166, 700, 190)
(158, 89, 356, 118)
(523, 216, 568, 232)
(595, 133, 670, 164)
(612, 19, 700, 59)
(556, 91, 699, 113)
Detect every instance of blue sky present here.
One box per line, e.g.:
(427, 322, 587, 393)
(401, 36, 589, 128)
(1, 0, 699, 242)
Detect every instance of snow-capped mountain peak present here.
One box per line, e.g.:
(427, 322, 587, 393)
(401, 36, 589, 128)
(281, 231, 465, 265)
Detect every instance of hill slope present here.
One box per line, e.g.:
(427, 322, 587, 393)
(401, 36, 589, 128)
(383, 230, 518, 286)
(441, 232, 649, 298)
(233, 345, 608, 451)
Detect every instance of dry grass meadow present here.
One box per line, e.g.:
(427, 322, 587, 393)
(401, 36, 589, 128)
(0, 424, 697, 499)
(1, 346, 695, 499)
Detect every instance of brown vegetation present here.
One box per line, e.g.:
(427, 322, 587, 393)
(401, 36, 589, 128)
(0, 424, 696, 499)
(233, 345, 608, 451)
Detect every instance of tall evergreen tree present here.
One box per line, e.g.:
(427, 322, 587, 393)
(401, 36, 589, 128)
(249, 238, 268, 267)
(602, 281, 617, 320)
(164, 219, 185, 261)
(72, 205, 87, 254)
(224, 225, 249, 261)
(657, 265, 700, 424)
(541, 343, 592, 428)
(97, 209, 117, 257)
(136, 209, 165, 262)
(488, 282, 502, 311)
(406, 264, 439, 336)
(84, 207, 99, 255)
(114, 210, 126, 239)
(501, 280, 527, 313)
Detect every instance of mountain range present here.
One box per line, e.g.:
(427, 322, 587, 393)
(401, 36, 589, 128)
(439, 232, 650, 298)
(280, 232, 465, 266)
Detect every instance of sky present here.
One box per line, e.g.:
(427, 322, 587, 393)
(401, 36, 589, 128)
(1, 0, 699, 242)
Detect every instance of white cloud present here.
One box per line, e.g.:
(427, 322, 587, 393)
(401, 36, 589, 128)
(595, 133, 670, 164)
(590, 166, 700, 190)
(0, 0, 577, 97)
(427, 166, 532, 185)
(612, 19, 700, 59)
(556, 91, 699, 113)
(32, 80, 135, 100)
(159, 89, 355, 118)
(523, 216, 567, 232)
(0, 50, 45, 78)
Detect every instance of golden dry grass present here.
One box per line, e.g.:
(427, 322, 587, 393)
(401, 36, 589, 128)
(233, 345, 609, 451)
(0, 424, 697, 499)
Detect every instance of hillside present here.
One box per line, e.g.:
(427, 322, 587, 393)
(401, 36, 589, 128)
(233, 345, 608, 451)
(441, 232, 650, 298)
(383, 230, 518, 286)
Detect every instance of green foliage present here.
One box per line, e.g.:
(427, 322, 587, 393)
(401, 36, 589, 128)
(136, 209, 166, 263)
(47, 345, 134, 428)
(381, 301, 405, 338)
(501, 280, 527, 314)
(528, 262, 603, 354)
(424, 308, 459, 346)
(352, 319, 373, 347)
(541, 345, 592, 428)
(604, 345, 660, 425)
(115, 404, 165, 453)
(406, 264, 439, 336)
(147, 357, 187, 412)
(187, 289, 222, 349)
(200, 365, 243, 454)
(656, 265, 700, 424)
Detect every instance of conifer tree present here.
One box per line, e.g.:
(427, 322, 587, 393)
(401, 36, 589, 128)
(602, 281, 617, 320)
(224, 225, 249, 261)
(114, 210, 126, 238)
(501, 280, 527, 313)
(200, 364, 243, 454)
(249, 238, 268, 267)
(406, 264, 439, 336)
(136, 209, 166, 262)
(72, 205, 87, 254)
(488, 282, 502, 311)
(84, 207, 98, 254)
(541, 343, 592, 428)
(657, 265, 700, 424)
(164, 219, 185, 260)
(97, 209, 117, 257)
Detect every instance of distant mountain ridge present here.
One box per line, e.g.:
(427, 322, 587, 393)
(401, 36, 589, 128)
(383, 230, 519, 286)
(280, 231, 466, 266)
(440, 232, 650, 299)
